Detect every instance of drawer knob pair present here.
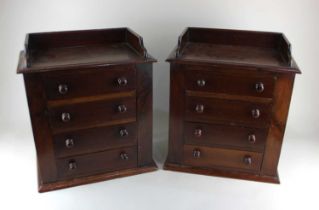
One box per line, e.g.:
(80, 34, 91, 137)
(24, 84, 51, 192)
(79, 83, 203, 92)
(119, 128, 129, 137)
(58, 78, 128, 95)
(58, 84, 68, 95)
(117, 77, 128, 86)
(193, 149, 201, 158)
(117, 105, 127, 113)
(195, 104, 204, 113)
(68, 160, 77, 170)
(120, 152, 129, 160)
(255, 82, 264, 93)
(61, 105, 127, 122)
(197, 79, 206, 87)
(243, 155, 252, 165)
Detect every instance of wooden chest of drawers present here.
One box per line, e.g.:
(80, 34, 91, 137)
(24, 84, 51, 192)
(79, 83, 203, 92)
(164, 27, 301, 183)
(17, 28, 157, 192)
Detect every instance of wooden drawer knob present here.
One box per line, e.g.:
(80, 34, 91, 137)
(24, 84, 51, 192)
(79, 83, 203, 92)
(61, 112, 71, 122)
(248, 134, 256, 144)
(195, 104, 204, 113)
(68, 160, 77, 170)
(193, 149, 201, 158)
(243, 155, 252, 165)
(251, 109, 260, 119)
(65, 138, 74, 148)
(117, 105, 127, 113)
(197, 79, 206, 87)
(255, 82, 264, 93)
(119, 128, 129, 137)
(194, 128, 203, 137)
(117, 77, 128, 86)
(58, 84, 68, 95)
(120, 152, 129, 160)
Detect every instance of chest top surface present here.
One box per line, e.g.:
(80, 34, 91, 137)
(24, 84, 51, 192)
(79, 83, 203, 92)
(17, 28, 156, 74)
(167, 27, 301, 74)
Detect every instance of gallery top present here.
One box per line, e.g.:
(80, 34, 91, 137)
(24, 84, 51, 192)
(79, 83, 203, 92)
(167, 27, 301, 74)
(17, 28, 156, 74)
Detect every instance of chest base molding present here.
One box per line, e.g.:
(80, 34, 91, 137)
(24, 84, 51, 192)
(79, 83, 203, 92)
(164, 162, 279, 184)
(38, 161, 157, 192)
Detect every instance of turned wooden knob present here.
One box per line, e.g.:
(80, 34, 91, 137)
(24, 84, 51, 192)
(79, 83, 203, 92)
(243, 155, 252, 165)
(255, 82, 264, 93)
(65, 138, 74, 148)
(119, 129, 129, 137)
(68, 160, 77, 170)
(193, 149, 201, 158)
(251, 109, 260, 119)
(197, 79, 206, 87)
(194, 128, 203, 137)
(117, 105, 127, 113)
(117, 77, 128, 86)
(195, 104, 204, 113)
(120, 152, 129, 160)
(61, 112, 71, 122)
(58, 84, 68, 95)
(248, 134, 256, 144)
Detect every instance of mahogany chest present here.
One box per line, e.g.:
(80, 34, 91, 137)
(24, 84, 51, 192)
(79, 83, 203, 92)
(17, 28, 157, 192)
(164, 27, 301, 183)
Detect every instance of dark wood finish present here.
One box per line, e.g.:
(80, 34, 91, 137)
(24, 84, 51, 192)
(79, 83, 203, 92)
(39, 163, 157, 192)
(48, 96, 136, 134)
(167, 63, 185, 163)
(184, 122, 267, 152)
(165, 27, 300, 183)
(183, 145, 263, 172)
(18, 28, 155, 72)
(42, 66, 136, 100)
(185, 96, 272, 128)
(136, 63, 154, 166)
(185, 69, 275, 98)
(164, 162, 279, 184)
(261, 73, 295, 176)
(24, 74, 57, 183)
(17, 28, 157, 192)
(167, 27, 300, 73)
(56, 146, 137, 179)
(53, 123, 137, 158)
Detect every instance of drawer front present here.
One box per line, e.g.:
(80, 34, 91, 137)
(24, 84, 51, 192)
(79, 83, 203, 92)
(49, 97, 136, 133)
(185, 70, 275, 98)
(57, 146, 137, 179)
(185, 96, 272, 127)
(183, 145, 263, 172)
(42, 66, 136, 100)
(184, 122, 267, 152)
(54, 123, 137, 158)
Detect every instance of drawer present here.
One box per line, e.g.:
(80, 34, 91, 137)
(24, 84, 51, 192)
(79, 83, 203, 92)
(56, 146, 137, 179)
(185, 96, 272, 127)
(42, 66, 136, 100)
(183, 145, 263, 172)
(184, 122, 267, 152)
(48, 97, 136, 133)
(54, 123, 137, 158)
(185, 69, 275, 98)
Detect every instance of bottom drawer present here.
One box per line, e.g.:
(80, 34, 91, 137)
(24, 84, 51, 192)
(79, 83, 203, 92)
(183, 145, 263, 172)
(57, 146, 137, 179)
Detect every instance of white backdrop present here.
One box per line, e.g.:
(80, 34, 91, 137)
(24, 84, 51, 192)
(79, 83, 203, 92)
(0, 0, 318, 210)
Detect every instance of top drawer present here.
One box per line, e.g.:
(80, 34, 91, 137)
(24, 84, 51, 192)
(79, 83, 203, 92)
(185, 69, 275, 98)
(42, 66, 136, 100)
